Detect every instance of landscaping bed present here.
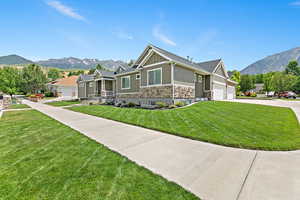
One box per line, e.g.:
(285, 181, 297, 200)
(0, 110, 198, 200)
(68, 101, 300, 151)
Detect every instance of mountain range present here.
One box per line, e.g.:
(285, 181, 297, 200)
(0, 55, 128, 71)
(241, 47, 300, 74)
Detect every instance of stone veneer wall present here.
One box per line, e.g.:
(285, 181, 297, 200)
(140, 86, 173, 98)
(174, 85, 195, 99)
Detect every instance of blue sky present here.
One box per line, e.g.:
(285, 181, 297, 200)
(1, 0, 300, 70)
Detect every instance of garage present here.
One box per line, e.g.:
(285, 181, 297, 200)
(213, 83, 226, 100)
(227, 86, 235, 100)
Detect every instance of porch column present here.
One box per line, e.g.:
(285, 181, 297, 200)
(101, 79, 105, 96)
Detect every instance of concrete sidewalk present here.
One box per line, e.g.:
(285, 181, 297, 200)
(23, 100, 300, 200)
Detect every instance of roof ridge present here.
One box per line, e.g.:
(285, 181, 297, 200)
(150, 44, 195, 64)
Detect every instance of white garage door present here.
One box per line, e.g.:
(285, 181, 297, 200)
(227, 86, 235, 100)
(213, 88, 224, 100)
(58, 87, 77, 97)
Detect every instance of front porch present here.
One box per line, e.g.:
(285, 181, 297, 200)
(94, 79, 115, 99)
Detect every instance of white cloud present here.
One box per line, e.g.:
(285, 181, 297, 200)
(47, 1, 87, 22)
(290, 1, 300, 6)
(113, 30, 133, 40)
(152, 25, 176, 46)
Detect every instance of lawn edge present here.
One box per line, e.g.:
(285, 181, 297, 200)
(66, 105, 300, 151)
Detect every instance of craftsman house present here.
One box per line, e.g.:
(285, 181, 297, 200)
(77, 44, 237, 105)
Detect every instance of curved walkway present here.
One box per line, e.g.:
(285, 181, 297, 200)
(23, 100, 300, 200)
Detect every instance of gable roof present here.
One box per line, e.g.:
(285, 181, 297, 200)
(196, 59, 222, 73)
(95, 69, 115, 77)
(143, 44, 221, 74)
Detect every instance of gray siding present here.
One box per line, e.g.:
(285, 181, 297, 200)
(141, 63, 171, 86)
(116, 72, 140, 93)
(215, 65, 226, 77)
(78, 82, 86, 98)
(174, 64, 194, 85)
(105, 80, 113, 90)
(144, 52, 167, 66)
(86, 81, 95, 97)
(213, 75, 227, 83)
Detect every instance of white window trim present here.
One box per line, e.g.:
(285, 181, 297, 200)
(147, 68, 162, 86)
(121, 76, 131, 89)
(136, 73, 141, 80)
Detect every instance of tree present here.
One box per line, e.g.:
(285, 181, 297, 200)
(285, 60, 300, 76)
(48, 68, 61, 81)
(254, 74, 264, 83)
(272, 72, 297, 92)
(21, 64, 47, 94)
(292, 77, 300, 93)
(88, 68, 96, 75)
(95, 64, 105, 70)
(0, 67, 21, 96)
(263, 72, 274, 92)
(230, 70, 241, 92)
(128, 59, 135, 66)
(240, 74, 255, 92)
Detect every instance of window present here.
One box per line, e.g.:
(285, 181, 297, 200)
(147, 68, 162, 85)
(136, 73, 141, 80)
(121, 76, 130, 89)
(79, 83, 84, 88)
(89, 82, 93, 87)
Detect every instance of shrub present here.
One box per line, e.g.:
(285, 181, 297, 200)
(128, 102, 136, 107)
(45, 91, 54, 97)
(168, 104, 177, 109)
(175, 101, 185, 107)
(155, 101, 167, 108)
(250, 92, 257, 97)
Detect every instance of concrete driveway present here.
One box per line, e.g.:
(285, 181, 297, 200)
(23, 100, 300, 200)
(227, 99, 300, 122)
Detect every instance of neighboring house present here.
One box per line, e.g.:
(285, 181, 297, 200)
(77, 44, 237, 105)
(47, 76, 78, 98)
(253, 83, 264, 93)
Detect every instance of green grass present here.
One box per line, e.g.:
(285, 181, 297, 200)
(0, 110, 198, 200)
(236, 96, 274, 100)
(279, 98, 300, 101)
(7, 104, 30, 109)
(46, 100, 80, 107)
(68, 101, 300, 151)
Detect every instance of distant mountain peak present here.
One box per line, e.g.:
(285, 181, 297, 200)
(241, 47, 300, 74)
(36, 57, 128, 70)
(0, 54, 33, 65)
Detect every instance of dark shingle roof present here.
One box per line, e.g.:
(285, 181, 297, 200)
(115, 67, 137, 75)
(150, 44, 220, 74)
(79, 74, 94, 81)
(196, 59, 222, 73)
(96, 70, 115, 77)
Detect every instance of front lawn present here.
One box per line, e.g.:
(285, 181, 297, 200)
(68, 101, 300, 150)
(0, 110, 198, 200)
(46, 100, 80, 107)
(7, 104, 30, 109)
(236, 96, 274, 100)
